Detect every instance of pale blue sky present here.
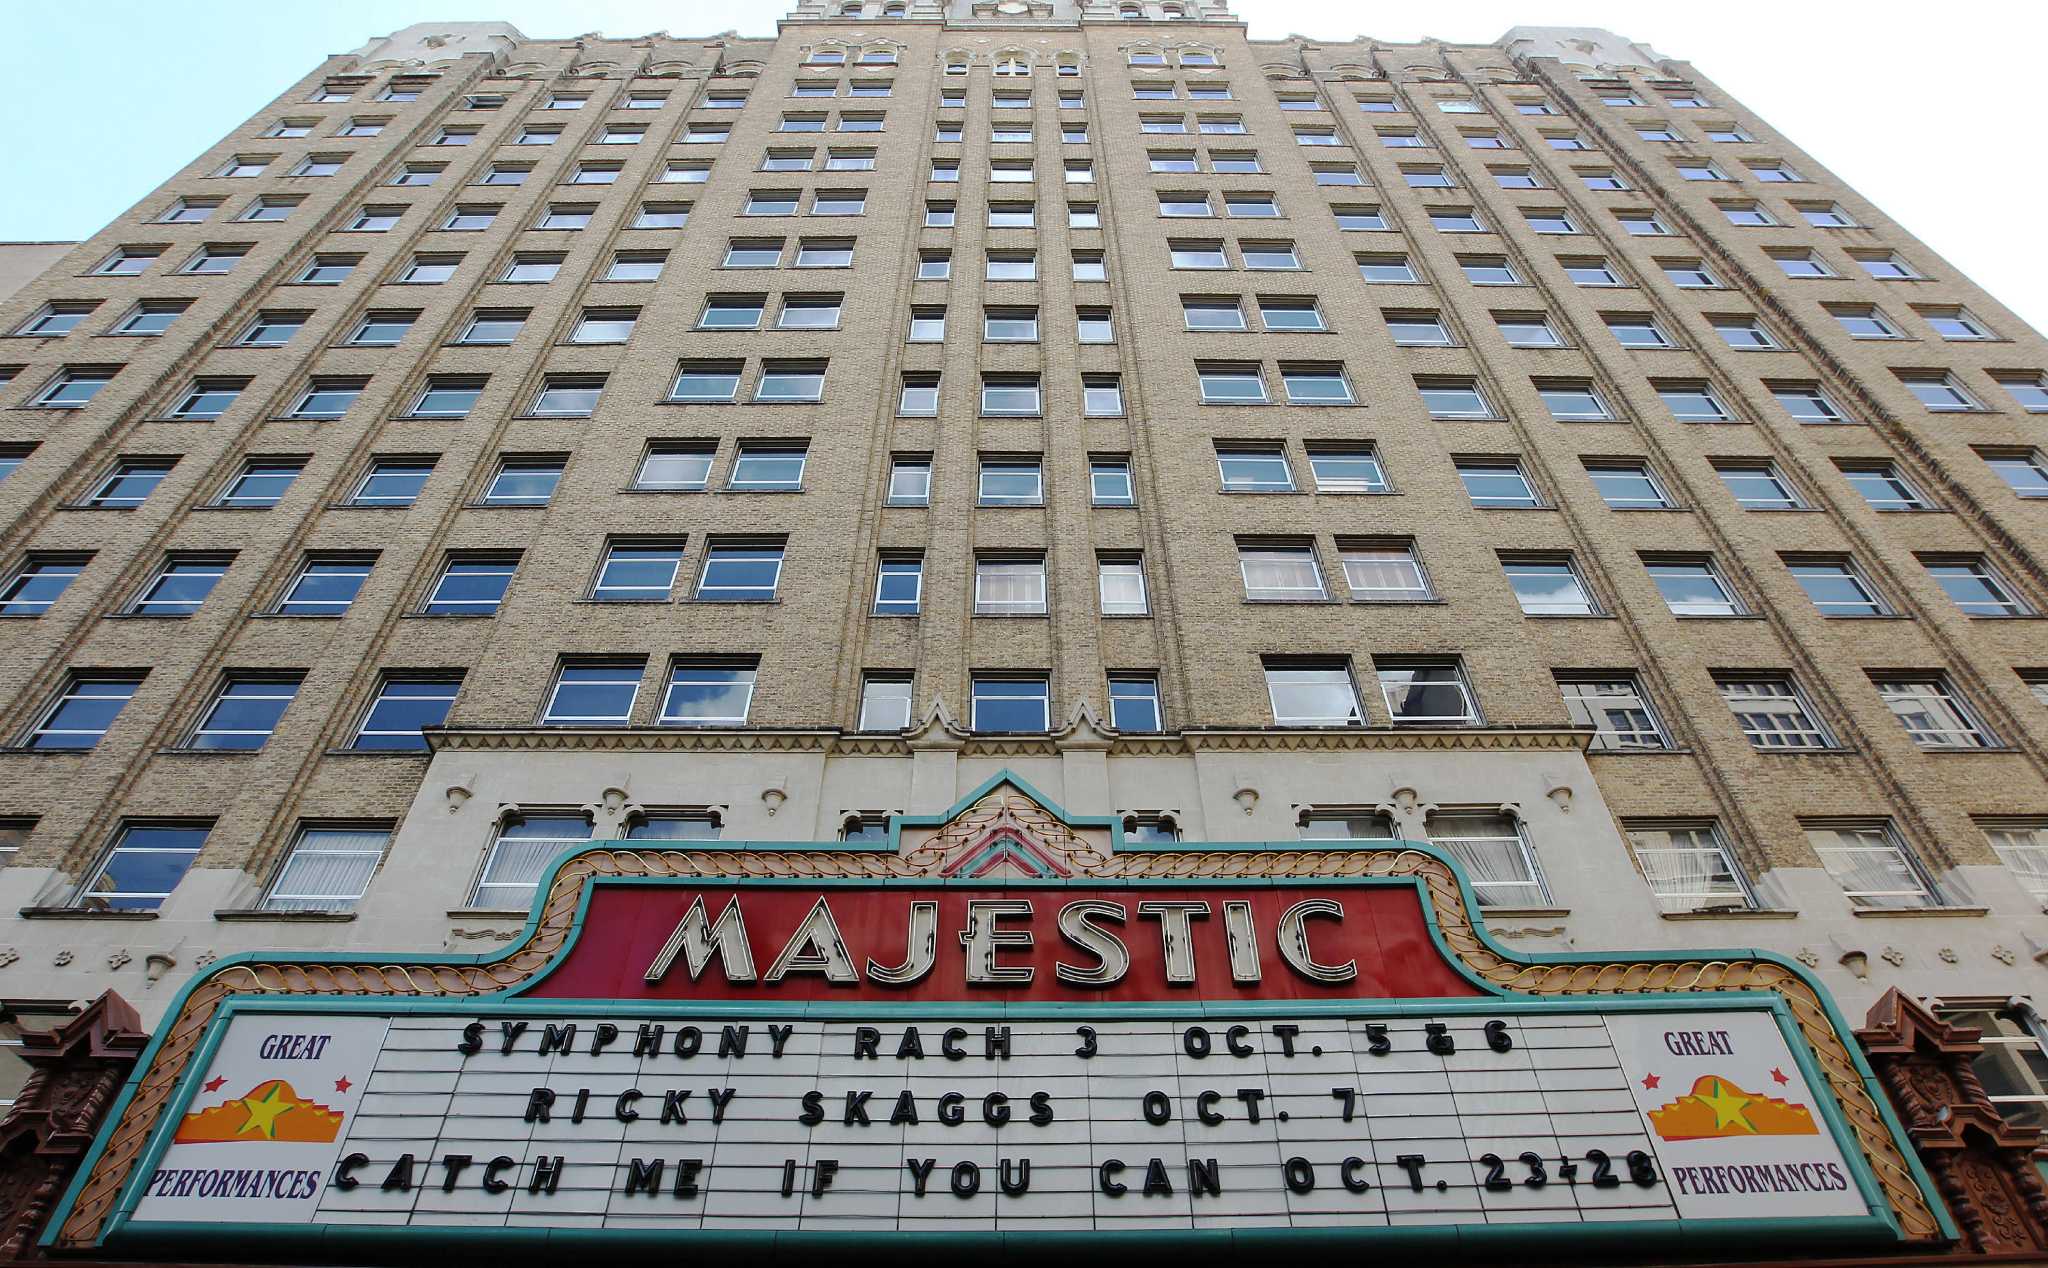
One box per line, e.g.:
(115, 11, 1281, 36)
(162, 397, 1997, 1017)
(5, 2, 2042, 333)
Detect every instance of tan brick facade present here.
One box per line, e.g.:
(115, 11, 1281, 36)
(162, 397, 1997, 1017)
(0, 6, 2044, 1032)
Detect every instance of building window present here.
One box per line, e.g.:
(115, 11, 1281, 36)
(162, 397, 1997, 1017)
(1983, 822, 2048, 905)
(1900, 372, 1984, 413)
(262, 825, 390, 913)
(24, 673, 142, 750)
(859, 674, 915, 731)
(31, 369, 113, 409)
(1280, 364, 1353, 405)
(1605, 318, 1671, 353)
(1536, 379, 1612, 420)
(971, 677, 1050, 733)
(754, 361, 826, 403)
(662, 662, 757, 726)
(1089, 457, 1134, 506)
(1773, 383, 1850, 423)
(1874, 676, 1994, 749)
(0, 555, 89, 617)
(1981, 449, 2048, 498)
(1647, 557, 1742, 616)
(635, 445, 714, 492)
(458, 309, 526, 345)
(1503, 555, 1597, 615)
(442, 204, 499, 231)
(529, 376, 604, 418)
(1417, 377, 1494, 419)
(1378, 660, 1479, 725)
(1454, 460, 1538, 508)
(608, 252, 667, 281)
(592, 542, 683, 603)
(1718, 676, 1832, 748)
(277, 555, 373, 616)
(128, 555, 230, 617)
(1559, 675, 1669, 750)
(1099, 556, 1148, 615)
(696, 543, 784, 602)
(1934, 1005, 2048, 1130)
(543, 662, 642, 726)
(1305, 446, 1386, 494)
(1786, 557, 1888, 617)
(1428, 812, 1544, 907)
(873, 555, 923, 616)
(1923, 557, 2031, 617)
(285, 378, 364, 419)
(423, 555, 517, 616)
(975, 557, 1047, 615)
(980, 375, 1041, 416)
(1077, 307, 1115, 343)
(82, 459, 172, 508)
(189, 674, 302, 750)
(1656, 380, 1733, 421)
(352, 675, 460, 751)
(349, 460, 432, 507)
(167, 377, 247, 421)
(1214, 445, 1292, 492)
(1460, 255, 1521, 285)
(345, 310, 415, 347)
(1838, 461, 1930, 511)
(1994, 374, 2048, 413)
(670, 361, 742, 403)
(1108, 675, 1162, 732)
(1805, 821, 1940, 909)
(1264, 660, 1362, 726)
(74, 822, 210, 912)
(1298, 811, 1394, 840)
(474, 815, 592, 908)
(1341, 543, 1431, 601)
(1585, 461, 1671, 509)
(1626, 822, 1754, 913)
(406, 376, 484, 419)
(1239, 544, 1327, 602)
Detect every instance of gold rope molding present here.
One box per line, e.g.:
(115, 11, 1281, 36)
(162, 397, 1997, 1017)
(56, 806, 1938, 1244)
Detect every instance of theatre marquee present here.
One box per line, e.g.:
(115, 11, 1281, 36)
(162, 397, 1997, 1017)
(48, 774, 1949, 1258)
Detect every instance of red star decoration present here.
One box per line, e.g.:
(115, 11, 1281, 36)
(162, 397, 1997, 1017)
(203, 1075, 227, 1092)
(1770, 1067, 1790, 1086)
(1641, 1073, 1660, 1091)
(333, 1075, 352, 1093)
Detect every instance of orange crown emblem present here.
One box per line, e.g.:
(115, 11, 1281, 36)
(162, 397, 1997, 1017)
(174, 1079, 344, 1144)
(1649, 1075, 1818, 1141)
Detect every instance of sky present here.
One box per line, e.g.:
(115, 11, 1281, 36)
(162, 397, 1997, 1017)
(4, 1, 2043, 335)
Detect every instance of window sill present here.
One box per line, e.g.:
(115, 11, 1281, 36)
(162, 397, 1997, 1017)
(401, 612, 496, 619)
(1524, 613, 1616, 620)
(155, 748, 261, 757)
(103, 613, 193, 621)
(465, 501, 548, 510)
(1482, 907, 1570, 920)
(19, 906, 158, 921)
(1849, 906, 1989, 919)
(1660, 907, 1797, 921)
(448, 907, 530, 919)
(321, 747, 430, 757)
(249, 612, 344, 620)
(216, 908, 357, 922)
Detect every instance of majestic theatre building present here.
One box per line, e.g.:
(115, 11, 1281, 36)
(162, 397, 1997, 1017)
(2, 2, 2048, 1261)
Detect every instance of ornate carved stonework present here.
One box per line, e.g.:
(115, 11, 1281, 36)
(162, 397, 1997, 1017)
(0, 993, 148, 1258)
(1857, 988, 2048, 1255)
(53, 781, 1941, 1246)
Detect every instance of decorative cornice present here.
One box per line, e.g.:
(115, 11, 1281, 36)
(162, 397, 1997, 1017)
(424, 725, 1593, 758)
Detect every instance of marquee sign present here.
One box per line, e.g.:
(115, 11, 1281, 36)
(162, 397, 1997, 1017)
(50, 775, 1949, 1258)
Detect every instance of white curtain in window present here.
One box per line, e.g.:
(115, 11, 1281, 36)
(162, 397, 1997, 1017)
(1428, 814, 1540, 906)
(264, 829, 388, 912)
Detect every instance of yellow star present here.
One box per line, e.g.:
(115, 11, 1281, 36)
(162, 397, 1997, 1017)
(1694, 1078, 1756, 1134)
(234, 1082, 296, 1139)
